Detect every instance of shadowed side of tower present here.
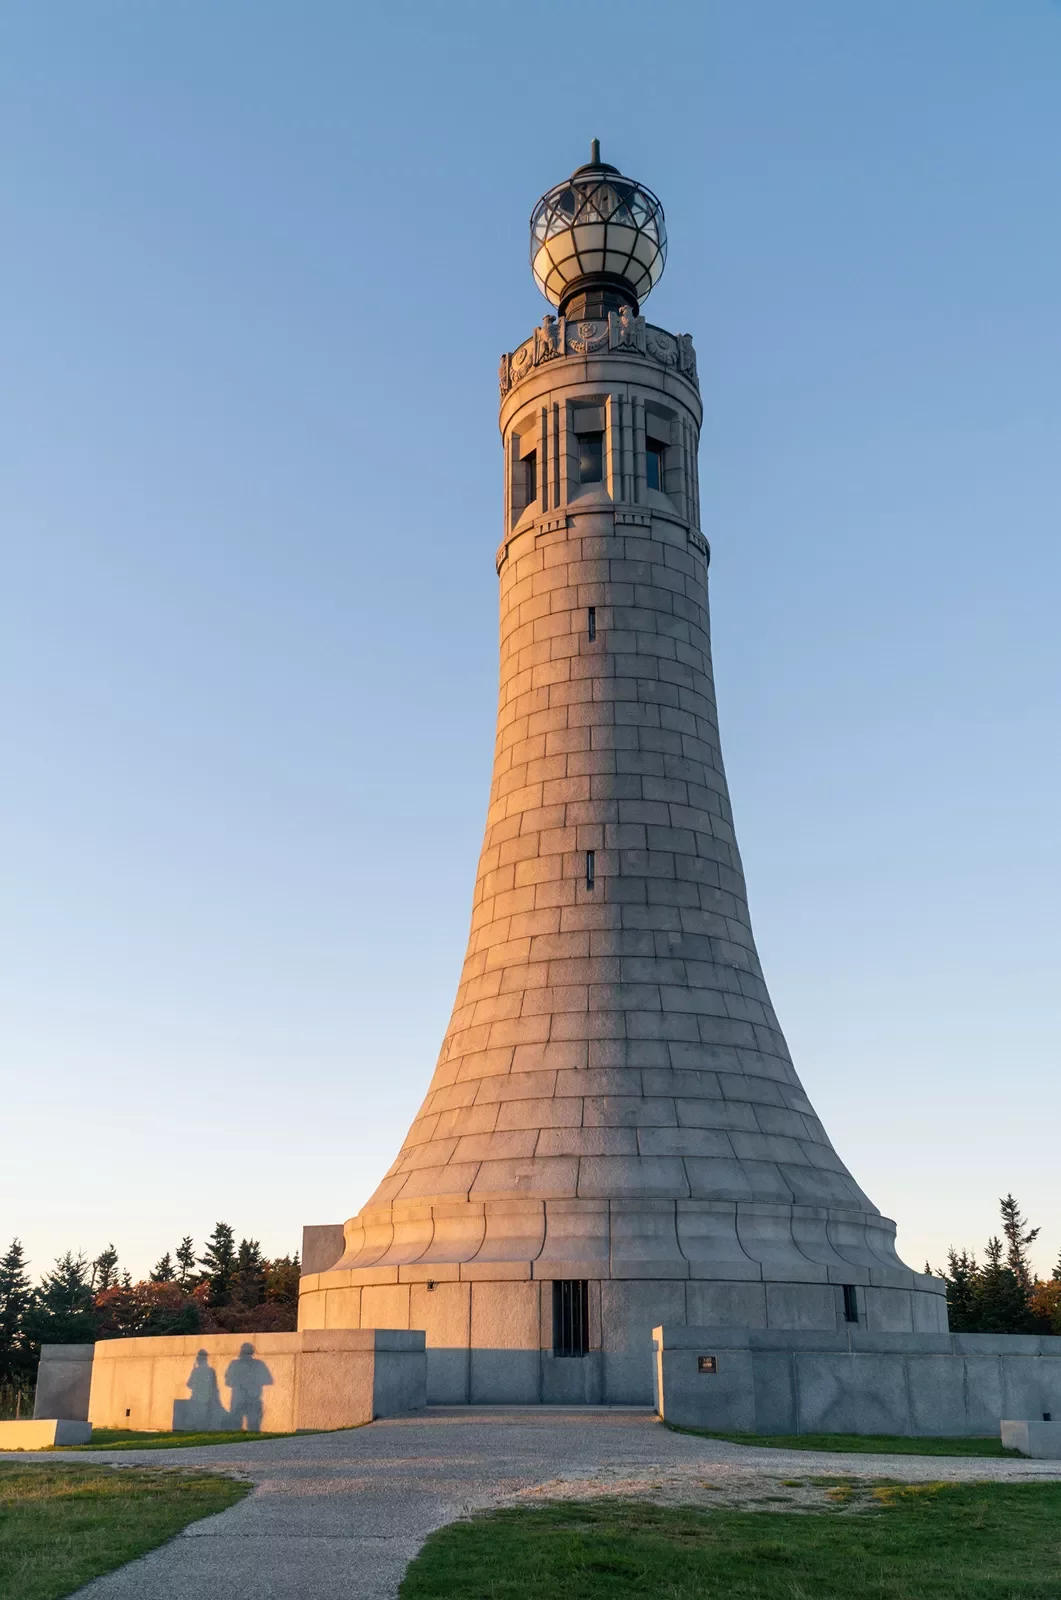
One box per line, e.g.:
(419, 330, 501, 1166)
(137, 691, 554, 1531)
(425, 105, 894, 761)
(299, 149, 947, 1403)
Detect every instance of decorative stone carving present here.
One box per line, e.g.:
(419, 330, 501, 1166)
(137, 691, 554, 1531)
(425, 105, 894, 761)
(568, 318, 609, 355)
(495, 538, 510, 574)
(510, 339, 533, 386)
(501, 318, 696, 394)
(533, 315, 563, 365)
(609, 303, 646, 353)
(645, 326, 678, 367)
(505, 313, 697, 395)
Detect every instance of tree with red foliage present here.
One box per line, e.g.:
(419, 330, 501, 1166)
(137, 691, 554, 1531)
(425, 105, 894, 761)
(94, 1280, 200, 1339)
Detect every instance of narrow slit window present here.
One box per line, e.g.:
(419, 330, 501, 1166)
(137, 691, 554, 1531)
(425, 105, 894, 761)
(552, 1279, 589, 1357)
(646, 442, 665, 491)
(524, 450, 537, 506)
(585, 850, 595, 890)
(587, 606, 596, 642)
(843, 1284, 859, 1324)
(578, 431, 604, 484)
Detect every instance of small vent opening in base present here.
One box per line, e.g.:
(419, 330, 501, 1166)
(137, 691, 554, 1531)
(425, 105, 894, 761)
(552, 1279, 589, 1358)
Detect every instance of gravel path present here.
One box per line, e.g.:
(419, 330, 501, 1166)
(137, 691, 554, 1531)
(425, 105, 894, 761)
(5, 1407, 1060, 1599)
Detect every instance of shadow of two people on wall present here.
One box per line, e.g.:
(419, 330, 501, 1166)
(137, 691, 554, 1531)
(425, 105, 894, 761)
(173, 1343, 274, 1432)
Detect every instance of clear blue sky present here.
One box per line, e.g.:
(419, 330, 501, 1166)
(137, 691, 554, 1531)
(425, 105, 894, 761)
(2, 1, 1059, 1282)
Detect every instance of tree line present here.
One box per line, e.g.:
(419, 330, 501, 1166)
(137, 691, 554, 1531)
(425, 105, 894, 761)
(0, 1224, 300, 1398)
(932, 1194, 1061, 1335)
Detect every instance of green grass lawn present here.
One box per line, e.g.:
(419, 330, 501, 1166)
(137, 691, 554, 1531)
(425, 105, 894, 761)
(60, 1427, 317, 1451)
(665, 1423, 1016, 1456)
(0, 1462, 248, 1600)
(400, 1484, 1061, 1599)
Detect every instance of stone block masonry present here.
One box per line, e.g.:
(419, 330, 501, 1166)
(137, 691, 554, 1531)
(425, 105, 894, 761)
(299, 1265, 944, 1406)
(302, 152, 947, 1399)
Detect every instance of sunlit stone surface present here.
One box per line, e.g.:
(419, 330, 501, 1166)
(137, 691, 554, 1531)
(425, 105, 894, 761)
(299, 148, 947, 1403)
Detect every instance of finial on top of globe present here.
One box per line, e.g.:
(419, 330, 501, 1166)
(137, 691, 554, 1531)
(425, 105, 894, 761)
(529, 139, 667, 321)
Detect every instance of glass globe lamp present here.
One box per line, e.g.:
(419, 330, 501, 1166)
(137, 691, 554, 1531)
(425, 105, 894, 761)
(530, 141, 667, 319)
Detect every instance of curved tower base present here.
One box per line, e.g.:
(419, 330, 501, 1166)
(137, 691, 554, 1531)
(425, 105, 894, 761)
(299, 1198, 946, 1403)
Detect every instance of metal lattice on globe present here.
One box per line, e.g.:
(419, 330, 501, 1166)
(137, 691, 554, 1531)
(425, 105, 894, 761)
(530, 139, 667, 314)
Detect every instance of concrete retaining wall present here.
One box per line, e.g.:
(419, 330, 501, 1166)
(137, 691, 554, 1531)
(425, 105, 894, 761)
(654, 1325, 1061, 1436)
(78, 1329, 425, 1433)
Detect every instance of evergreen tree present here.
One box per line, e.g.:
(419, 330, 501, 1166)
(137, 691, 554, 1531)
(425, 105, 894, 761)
(151, 1252, 175, 1283)
(1053, 1249, 1061, 1285)
(199, 1223, 237, 1305)
(972, 1236, 1033, 1334)
(91, 1245, 119, 1292)
(175, 1236, 197, 1289)
(999, 1195, 1039, 1292)
(23, 1253, 97, 1351)
(943, 1248, 979, 1332)
(0, 1240, 33, 1383)
(232, 1239, 267, 1308)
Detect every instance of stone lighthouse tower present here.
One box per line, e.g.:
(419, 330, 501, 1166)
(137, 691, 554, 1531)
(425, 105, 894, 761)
(299, 146, 947, 1402)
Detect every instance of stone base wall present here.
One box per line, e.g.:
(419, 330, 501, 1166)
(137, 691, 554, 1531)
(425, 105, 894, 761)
(298, 1271, 948, 1405)
(654, 1325, 1061, 1436)
(1001, 1420, 1061, 1458)
(32, 1344, 95, 1422)
(82, 1330, 425, 1433)
(0, 1419, 92, 1448)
